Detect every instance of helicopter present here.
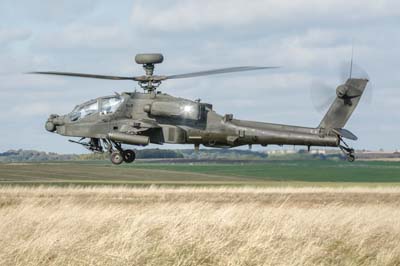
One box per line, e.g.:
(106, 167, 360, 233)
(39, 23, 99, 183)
(31, 53, 368, 164)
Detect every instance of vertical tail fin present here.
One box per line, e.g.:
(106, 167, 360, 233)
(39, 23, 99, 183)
(319, 78, 369, 129)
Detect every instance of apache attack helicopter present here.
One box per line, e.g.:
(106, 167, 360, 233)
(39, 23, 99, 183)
(31, 53, 368, 164)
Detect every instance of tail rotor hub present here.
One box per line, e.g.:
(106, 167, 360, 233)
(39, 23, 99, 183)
(336, 85, 349, 98)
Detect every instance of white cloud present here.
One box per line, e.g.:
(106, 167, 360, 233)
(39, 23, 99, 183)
(11, 102, 53, 117)
(0, 74, 66, 90)
(0, 0, 98, 25)
(34, 25, 131, 50)
(0, 28, 31, 46)
(131, 0, 400, 32)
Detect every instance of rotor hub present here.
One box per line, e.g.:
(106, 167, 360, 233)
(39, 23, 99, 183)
(143, 64, 155, 76)
(134, 53, 165, 92)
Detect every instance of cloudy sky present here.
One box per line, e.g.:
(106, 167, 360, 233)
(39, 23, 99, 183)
(0, 0, 399, 153)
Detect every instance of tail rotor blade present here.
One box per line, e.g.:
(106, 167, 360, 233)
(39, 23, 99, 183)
(339, 61, 370, 82)
(339, 62, 372, 104)
(363, 80, 373, 105)
(310, 80, 336, 113)
(339, 62, 350, 83)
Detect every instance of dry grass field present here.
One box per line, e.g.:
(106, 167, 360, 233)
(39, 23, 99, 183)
(1, 186, 400, 265)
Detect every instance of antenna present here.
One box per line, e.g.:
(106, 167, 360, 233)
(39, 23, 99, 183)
(349, 41, 354, 79)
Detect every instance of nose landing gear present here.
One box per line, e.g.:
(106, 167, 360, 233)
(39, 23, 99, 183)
(68, 137, 137, 165)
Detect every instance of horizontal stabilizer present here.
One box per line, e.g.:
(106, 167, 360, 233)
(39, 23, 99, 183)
(332, 128, 358, 140)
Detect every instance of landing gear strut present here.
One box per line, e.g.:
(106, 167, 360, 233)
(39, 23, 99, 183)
(107, 140, 136, 165)
(339, 137, 355, 162)
(68, 137, 137, 165)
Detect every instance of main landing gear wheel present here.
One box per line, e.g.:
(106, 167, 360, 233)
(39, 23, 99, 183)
(123, 149, 136, 163)
(110, 151, 124, 165)
(107, 141, 136, 164)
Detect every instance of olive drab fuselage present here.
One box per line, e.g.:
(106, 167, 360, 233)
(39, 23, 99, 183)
(47, 77, 368, 153)
(47, 91, 339, 148)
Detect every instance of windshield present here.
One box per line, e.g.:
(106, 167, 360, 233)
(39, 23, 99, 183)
(100, 96, 123, 115)
(69, 100, 98, 121)
(68, 96, 123, 121)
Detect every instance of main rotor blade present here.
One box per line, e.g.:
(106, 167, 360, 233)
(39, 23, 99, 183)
(29, 66, 280, 82)
(164, 66, 279, 80)
(28, 71, 138, 81)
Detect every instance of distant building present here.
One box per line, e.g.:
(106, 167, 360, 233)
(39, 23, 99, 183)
(265, 148, 400, 160)
(268, 149, 297, 155)
(310, 149, 326, 155)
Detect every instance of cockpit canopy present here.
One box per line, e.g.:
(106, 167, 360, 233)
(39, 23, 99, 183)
(69, 96, 124, 121)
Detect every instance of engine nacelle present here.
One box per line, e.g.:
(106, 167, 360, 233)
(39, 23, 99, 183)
(144, 101, 201, 120)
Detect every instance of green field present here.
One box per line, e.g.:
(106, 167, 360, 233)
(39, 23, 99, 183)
(0, 160, 399, 186)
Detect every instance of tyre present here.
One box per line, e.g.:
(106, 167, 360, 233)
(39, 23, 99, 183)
(347, 154, 355, 162)
(123, 149, 136, 163)
(110, 151, 124, 165)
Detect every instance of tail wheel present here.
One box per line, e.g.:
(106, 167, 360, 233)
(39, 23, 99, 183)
(347, 154, 355, 162)
(110, 151, 124, 165)
(339, 137, 356, 163)
(123, 149, 136, 163)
